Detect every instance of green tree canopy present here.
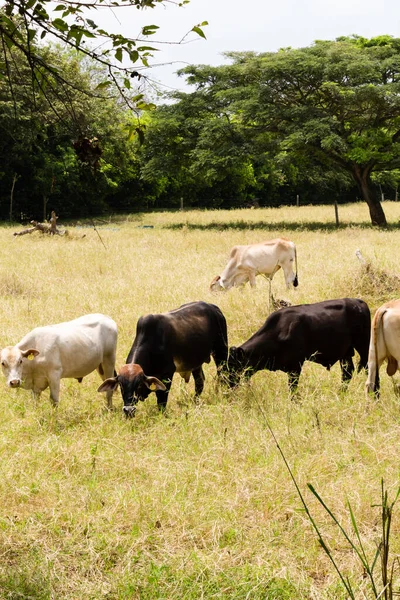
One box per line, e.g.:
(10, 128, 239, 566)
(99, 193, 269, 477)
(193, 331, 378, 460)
(180, 35, 400, 225)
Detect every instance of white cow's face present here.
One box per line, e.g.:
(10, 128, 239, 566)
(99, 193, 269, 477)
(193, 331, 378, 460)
(210, 276, 225, 292)
(0, 347, 39, 387)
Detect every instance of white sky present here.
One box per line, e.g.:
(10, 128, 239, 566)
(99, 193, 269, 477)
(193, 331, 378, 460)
(97, 0, 400, 94)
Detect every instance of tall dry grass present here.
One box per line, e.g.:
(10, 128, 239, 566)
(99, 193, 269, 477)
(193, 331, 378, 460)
(1, 203, 400, 598)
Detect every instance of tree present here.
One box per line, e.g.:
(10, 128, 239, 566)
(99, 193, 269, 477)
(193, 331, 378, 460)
(180, 36, 400, 226)
(0, 42, 147, 219)
(140, 89, 260, 208)
(0, 1, 207, 121)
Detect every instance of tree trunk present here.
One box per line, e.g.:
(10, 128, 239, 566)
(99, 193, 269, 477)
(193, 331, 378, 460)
(352, 165, 387, 226)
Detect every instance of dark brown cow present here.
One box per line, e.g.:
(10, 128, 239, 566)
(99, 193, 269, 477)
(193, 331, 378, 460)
(225, 298, 370, 391)
(98, 301, 228, 417)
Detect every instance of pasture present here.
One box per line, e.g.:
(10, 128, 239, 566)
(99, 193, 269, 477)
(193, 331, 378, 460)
(2, 202, 400, 599)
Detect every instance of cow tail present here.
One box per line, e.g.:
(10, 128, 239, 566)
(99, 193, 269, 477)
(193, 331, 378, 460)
(368, 307, 386, 393)
(293, 244, 299, 287)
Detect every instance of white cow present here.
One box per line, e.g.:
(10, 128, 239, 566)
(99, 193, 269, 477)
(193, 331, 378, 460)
(366, 299, 400, 398)
(210, 238, 298, 292)
(0, 313, 117, 408)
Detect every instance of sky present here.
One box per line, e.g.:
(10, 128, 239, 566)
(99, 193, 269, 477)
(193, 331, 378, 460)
(97, 0, 400, 95)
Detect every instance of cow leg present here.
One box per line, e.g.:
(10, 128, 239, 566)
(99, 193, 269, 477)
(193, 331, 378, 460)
(48, 375, 61, 407)
(281, 262, 294, 289)
(31, 390, 41, 403)
(374, 370, 381, 398)
(192, 367, 205, 397)
(366, 357, 384, 399)
(97, 358, 116, 410)
(340, 356, 354, 384)
(156, 380, 171, 413)
(268, 278, 273, 313)
(249, 271, 257, 288)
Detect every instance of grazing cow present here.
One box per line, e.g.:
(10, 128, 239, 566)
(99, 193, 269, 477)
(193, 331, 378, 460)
(98, 301, 228, 417)
(225, 298, 370, 391)
(365, 299, 400, 397)
(210, 238, 298, 292)
(0, 314, 117, 408)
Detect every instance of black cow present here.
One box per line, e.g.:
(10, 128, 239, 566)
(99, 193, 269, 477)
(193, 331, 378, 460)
(98, 301, 228, 417)
(225, 298, 370, 391)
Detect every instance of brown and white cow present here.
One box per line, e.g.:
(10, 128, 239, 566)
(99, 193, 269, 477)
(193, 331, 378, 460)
(98, 301, 228, 417)
(210, 238, 298, 292)
(365, 299, 400, 397)
(0, 313, 118, 408)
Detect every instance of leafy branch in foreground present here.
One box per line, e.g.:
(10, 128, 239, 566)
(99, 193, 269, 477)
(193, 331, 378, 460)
(0, 0, 207, 113)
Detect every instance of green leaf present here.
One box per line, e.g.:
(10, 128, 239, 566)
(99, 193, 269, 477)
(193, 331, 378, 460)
(141, 25, 159, 36)
(129, 50, 139, 63)
(115, 48, 123, 63)
(123, 78, 131, 90)
(192, 25, 207, 40)
(81, 30, 96, 39)
(95, 81, 112, 90)
(52, 18, 69, 33)
(28, 28, 37, 42)
(131, 93, 144, 102)
(54, 4, 66, 11)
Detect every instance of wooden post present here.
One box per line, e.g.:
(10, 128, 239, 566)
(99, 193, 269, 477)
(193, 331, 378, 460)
(334, 201, 339, 227)
(296, 194, 299, 207)
(396, 188, 398, 202)
(43, 194, 48, 222)
(180, 197, 184, 211)
(10, 173, 18, 222)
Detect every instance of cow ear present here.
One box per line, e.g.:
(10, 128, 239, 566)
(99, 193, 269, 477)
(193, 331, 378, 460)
(229, 346, 245, 363)
(210, 275, 222, 291)
(98, 377, 119, 393)
(21, 349, 40, 360)
(144, 376, 167, 392)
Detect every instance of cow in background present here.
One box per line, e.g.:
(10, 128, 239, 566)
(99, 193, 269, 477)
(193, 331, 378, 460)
(98, 301, 228, 417)
(0, 314, 118, 408)
(225, 298, 370, 392)
(210, 238, 298, 293)
(365, 299, 400, 397)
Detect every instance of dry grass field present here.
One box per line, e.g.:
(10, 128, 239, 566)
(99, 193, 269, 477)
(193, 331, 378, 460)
(2, 202, 400, 599)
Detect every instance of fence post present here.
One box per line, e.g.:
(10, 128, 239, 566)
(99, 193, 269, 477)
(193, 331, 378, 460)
(334, 201, 339, 227)
(296, 194, 299, 207)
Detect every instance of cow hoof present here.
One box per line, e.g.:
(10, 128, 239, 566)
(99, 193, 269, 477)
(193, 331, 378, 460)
(123, 405, 136, 419)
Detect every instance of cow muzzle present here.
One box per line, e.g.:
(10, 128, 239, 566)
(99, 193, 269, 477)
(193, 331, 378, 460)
(9, 379, 21, 388)
(123, 405, 137, 419)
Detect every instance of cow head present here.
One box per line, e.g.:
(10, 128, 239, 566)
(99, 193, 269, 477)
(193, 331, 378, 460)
(210, 275, 225, 292)
(0, 347, 40, 388)
(97, 363, 166, 418)
(226, 346, 247, 387)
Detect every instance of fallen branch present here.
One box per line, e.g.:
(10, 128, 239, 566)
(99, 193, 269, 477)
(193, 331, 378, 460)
(14, 212, 66, 237)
